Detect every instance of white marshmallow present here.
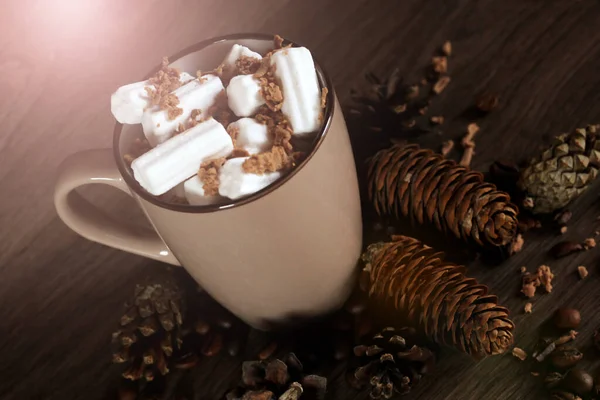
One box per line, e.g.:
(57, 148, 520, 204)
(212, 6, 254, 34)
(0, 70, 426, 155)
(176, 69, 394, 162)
(222, 44, 262, 71)
(141, 75, 224, 147)
(110, 72, 193, 125)
(170, 182, 186, 198)
(270, 47, 321, 135)
(226, 75, 265, 117)
(218, 157, 281, 200)
(132, 118, 233, 196)
(227, 118, 271, 155)
(183, 175, 224, 206)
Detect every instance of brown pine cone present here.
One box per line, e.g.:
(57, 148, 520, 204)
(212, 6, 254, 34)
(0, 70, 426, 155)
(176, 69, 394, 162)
(225, 353, 327, 400)
(348, 327, 435, 399)
(368, 143, 519, 248)
(361, 236, 515, 358)
(518, 124, 600, 214)
(112, 282, 184, 381)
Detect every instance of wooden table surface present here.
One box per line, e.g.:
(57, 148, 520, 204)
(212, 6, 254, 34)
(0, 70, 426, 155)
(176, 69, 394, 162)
(2, 0, 600, 399)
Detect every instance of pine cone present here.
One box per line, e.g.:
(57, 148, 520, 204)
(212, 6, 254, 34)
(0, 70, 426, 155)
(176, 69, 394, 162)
(348, 327, 435, 399)
(349, 69, 434, 138)
(112, 282, 184, 381)
(361, 236, 515, 358)
(518, 125, 600, 214)
(368, 143, 519, 248)
(225, 353, 327, 400)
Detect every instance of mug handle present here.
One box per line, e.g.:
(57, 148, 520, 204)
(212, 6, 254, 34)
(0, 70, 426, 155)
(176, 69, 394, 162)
(54, 148, 181, 266)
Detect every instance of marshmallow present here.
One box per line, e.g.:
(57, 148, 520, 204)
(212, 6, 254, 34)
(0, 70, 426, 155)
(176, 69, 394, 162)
(270, 47, 321, 135)
(183, 175, 223, 206)
(222, 44, 262, 71)
(110, 72, 193, 125)
(141, 75, 224, 147)
(132, 118, 233, 196)
(218, 157, 281, 200)
(227, 118, 271, 155)
(226, 75, 265, 117)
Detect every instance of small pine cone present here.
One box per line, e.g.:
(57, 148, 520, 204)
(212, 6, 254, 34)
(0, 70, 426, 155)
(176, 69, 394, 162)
(361, 236, 515, 358)
(368, 143, 519, 248)
(349, 327, 435, 399)
(518, 125, 600, 214)
(225, 353, 327, 400)
(112, 282, 185, 382)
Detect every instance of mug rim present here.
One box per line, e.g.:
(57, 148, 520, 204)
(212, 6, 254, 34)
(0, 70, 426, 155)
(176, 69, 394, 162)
(113, 33, 335, 213)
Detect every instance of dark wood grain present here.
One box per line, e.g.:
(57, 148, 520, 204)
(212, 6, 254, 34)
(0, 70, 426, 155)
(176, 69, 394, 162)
(2, 0, 600, 399)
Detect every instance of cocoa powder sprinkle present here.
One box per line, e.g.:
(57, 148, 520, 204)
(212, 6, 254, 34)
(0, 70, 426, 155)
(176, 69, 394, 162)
(242, 146, 290, 174)
(198, 158, 226, 196)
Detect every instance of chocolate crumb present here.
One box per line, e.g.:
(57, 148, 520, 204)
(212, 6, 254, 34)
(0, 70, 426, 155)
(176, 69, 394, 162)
(440, 140, 454, 157)
(531, 372, 540, 377)
(418, 106, 428, 115)
(512, 347, 527, 361)
(524, 303, 533, 314)
(274, 35, 285, 49)
(123, 137, 151, 165)
(242, 146, 289, 174)
(583, 237, 596, 249)
(259, 76, 284, 112)
(521, 273, 539, 298)
(520, 266, 527, 274)
(146, 57, 185, 108)
(560, 226, 568, 235)
(406, 85, 419, 100)
(577, 266, 588, 279)
(320, 87, 329, 108)
(198, 158, 226, 196)
(432, 56, 448, 74)
(235, 56, 262, 75)
(554, 209, 573, 226)
(510, 234, 525, 254)
(231, 148, 251, 158)
(430, 116, 444, 125)
(432, 76, 450, 94)
(550, 241, 583, 259)
(394, 104, 407, 114)
(537, 265, 554, 293)
(441, 41, 452, 57)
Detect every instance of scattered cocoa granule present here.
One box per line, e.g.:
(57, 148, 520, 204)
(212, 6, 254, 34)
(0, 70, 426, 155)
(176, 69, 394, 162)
(521, 273, 539, 298)
(550, 241, 584, 259)
(537, 265, 554, 293)
(430, 116, 444, 125)
(242, 146, 289, 174)
(531, 372, 540, 377)
(259, 77, 284, 112)
(274, 126, 293, 153)
(235, 55, 262, 75)
(560, 226, 568, 235)
(462, 123, 480, 148)
(231, 148, 250, 158)
(198, 158, 226, 196)
(459, 146, 475, 167)
(320, 87, 328, 108)
(253, 58, 271, 79)
(583, 237, 596, 249)
(420, 78, 428, 86)
(432, 76, 450, 94)
(510, 234, 525, 254)
(403, 119, 416, 129)
(520, 266, 527, 274)
(577, 266, 588, 280)
(523, 197, 535, 209)
(441, 41, 452, 57)
(227, 125, 239, 146)
(524, 303, 533, 314)
(554, 209, 572, 226)
(145, 57, 184, 108)
(440, 140, 454, 157)
(158, 93, 183, 121)
(475, 92, 499, 113)
(175, 123, 185, 134)
(418, 106, 428, 115)
(274, 34, 285, 49)
(188, 109, 208, 128)
(195, 70, 208, 83)
(512, 347, 527, 361)
(432, 56, 448, 74)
